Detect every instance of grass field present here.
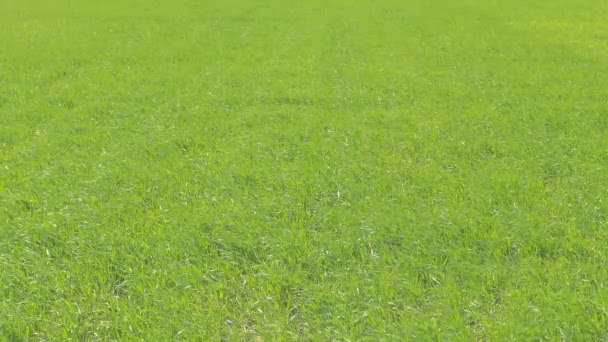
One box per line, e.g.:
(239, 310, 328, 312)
(1, 0, 608, 340)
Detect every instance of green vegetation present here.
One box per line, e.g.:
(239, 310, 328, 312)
(1, 0, 607, 340)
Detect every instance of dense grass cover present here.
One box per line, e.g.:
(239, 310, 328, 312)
(1, 0, 608, 340)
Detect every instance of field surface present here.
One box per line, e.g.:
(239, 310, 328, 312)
(1, 0, 608, 340)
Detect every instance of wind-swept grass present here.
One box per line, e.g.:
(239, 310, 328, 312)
(1, 0, 607, 340)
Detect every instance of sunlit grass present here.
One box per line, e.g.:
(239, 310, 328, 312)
(1, 0, 607, 340)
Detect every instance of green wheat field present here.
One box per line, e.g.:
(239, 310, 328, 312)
(1, 0, 608, 340)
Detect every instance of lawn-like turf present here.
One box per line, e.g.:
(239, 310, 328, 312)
(1, 0, 608, 340)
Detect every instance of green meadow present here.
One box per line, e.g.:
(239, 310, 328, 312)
(1, 0, 608, 340)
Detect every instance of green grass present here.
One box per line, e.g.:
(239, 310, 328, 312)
(1, 0, 608, 340)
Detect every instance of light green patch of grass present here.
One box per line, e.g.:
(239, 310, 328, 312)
(1, 0, 608, 340)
